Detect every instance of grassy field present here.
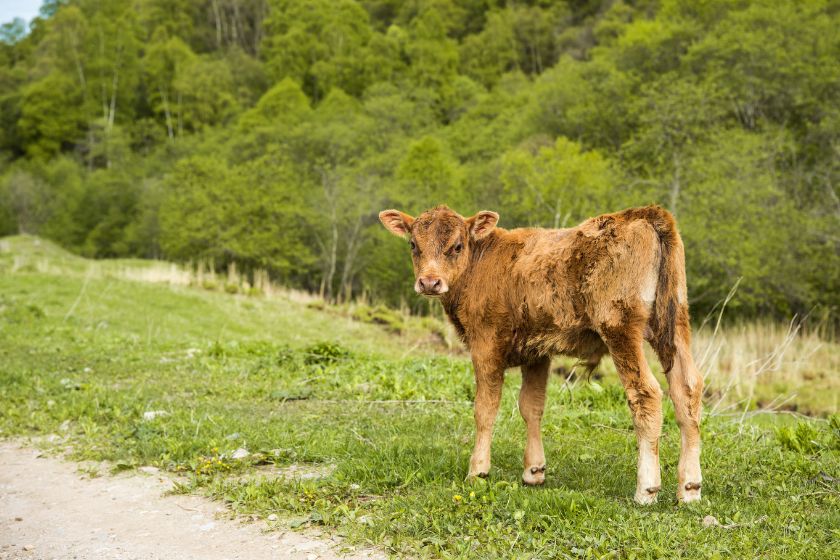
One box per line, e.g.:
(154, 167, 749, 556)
(2, 236, 840, 559)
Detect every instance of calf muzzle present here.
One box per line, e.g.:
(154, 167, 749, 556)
(415, 275, 448, 296)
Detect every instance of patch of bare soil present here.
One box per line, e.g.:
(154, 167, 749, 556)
(0, 441, 385, 560)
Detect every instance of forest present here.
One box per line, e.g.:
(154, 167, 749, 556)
(1, 0, 839, 319)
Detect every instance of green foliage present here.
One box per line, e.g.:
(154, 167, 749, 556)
(159, 154, 312, 278)
(0, 0, 839, 318)
(350, 304, 406, 333)
(302, 341, 353, 365)
(397, 135, 463, 210)
(18, 74, 84, 157)
(0, 295, 45, 324)
(263, 0, 376, 99)
(237, 77, 312, 133)
(501, 136, 617, 228)
(775, 416, 840, 455)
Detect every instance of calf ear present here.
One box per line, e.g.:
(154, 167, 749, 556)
(379, 210, 415, 238)
(467, 211, 499, 240)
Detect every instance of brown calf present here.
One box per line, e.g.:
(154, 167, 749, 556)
(379, 205, 703, 504)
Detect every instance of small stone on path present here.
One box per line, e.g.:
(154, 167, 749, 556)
(231, 448, 249, 460)
(267, 514, 278, 522)
(138, 466, 159, 474)
(287, 541, 324, 554)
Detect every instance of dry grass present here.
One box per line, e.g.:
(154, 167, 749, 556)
(556, 302, 840, 418)
(5, 235, 317, 304)
(693, 319, 840, 417)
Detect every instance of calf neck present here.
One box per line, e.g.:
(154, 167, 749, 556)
(380, 205, 704, 504)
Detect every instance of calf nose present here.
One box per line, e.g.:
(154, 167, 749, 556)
(415, 276, 448, 295)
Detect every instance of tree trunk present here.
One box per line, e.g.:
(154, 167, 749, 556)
(338, 215, 364, 302)
(177, 89, 183, 138)
(68, 25, 94, 171)
(211, 0, 222, 49)
(159, 84, 174, 141)
(98, 24, 108, 121)
(254, 0, 266, 57)
(231, 0, 242, 47)
(314, 168, 339, 303)
(670, 150, 681, 217)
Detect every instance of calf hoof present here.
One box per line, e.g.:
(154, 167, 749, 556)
(634, 485, 661, 505)
(522, 465, 546, 486)
(465, 471, 489, 485)
(677, 481, 702, 503)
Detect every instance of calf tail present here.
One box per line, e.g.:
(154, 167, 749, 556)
(646, 208, 704, 501)
(647, 207, 692, 375)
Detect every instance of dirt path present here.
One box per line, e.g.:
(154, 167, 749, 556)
(0, 441, 384, 560)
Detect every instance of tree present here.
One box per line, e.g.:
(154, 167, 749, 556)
(262, 0, 374, 100)
(45, 6, 95, 161)
(18, 74, 85, 158)
(159, 154, 312, 279)
(40, 0, 68, 18)
(623, 74, 725, 216)
(0, 0, 837, 321)
(501, 136, 617, 229)
(177, 57, 238, 131)
(684, 0, 840, 133)
(671, 130, 809, 316)
(0, 170, 54, 234)
(300, 89, 383, 302)
(459, 9, 520, 89)
(144, 28, 196, 140)
(397, 135, 463, 212)
(86, 9, 141, 132)
(136, 0, 196, 45)
(531, 57, 638, 156)
(236, 76, 312, 133)
(404, 6, 459, 110)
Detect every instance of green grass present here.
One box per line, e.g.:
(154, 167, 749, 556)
(0, 235, 433, 358)
(2, 237, 840, 559)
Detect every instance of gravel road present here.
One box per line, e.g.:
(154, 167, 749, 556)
(0, 441, 384, 560)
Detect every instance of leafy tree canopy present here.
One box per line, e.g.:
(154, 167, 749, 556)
(0, 0, 838, 320)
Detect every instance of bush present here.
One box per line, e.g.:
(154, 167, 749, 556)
(302, 341, 352, 365)
(0, 296, 45, 324)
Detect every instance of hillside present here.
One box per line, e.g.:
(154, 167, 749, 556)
(3, 233, 839, 416)
(1, 236, 840, 558)
(0, 234, 444, 358)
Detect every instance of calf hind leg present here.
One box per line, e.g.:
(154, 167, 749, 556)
(519, 357, 551, 486)
(603, 330, 663, 505)
(663, 335, 703, 503)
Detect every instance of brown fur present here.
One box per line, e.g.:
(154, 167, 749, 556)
(379, 204, 705, 503)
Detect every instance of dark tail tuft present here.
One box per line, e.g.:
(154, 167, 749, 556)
(647, 207, 691, 375)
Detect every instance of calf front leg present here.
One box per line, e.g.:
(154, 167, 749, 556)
(519, 357, 550, 486)
(468, 355, 505, 481)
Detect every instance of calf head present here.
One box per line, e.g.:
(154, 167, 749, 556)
(379, 205, 499, 298)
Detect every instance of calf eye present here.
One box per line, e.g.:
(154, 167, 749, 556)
(410, 241, 416, 250)
(454, 243, 462, 254)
